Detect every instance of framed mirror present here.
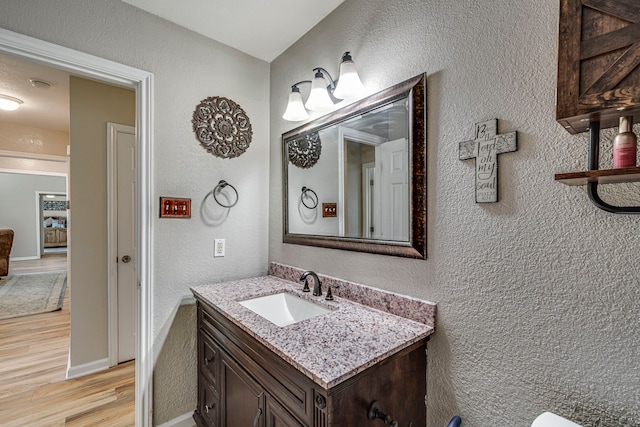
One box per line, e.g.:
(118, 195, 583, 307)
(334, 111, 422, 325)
(282, 73, 426, 259)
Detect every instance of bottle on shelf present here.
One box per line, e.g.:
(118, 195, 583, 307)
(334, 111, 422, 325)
(612, 116, 637, 169)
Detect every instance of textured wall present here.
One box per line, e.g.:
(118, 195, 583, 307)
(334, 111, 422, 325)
(0, 0, 270, 423)
(69, 76, 135, 367)
(153, 301, 197, 425)
(270, 0, 640, 425)
(0, 121, 68, 156)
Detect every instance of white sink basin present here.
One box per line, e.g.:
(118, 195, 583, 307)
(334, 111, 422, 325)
(239, 292, 331, 327)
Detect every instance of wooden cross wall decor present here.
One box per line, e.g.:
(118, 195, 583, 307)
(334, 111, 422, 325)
(458, 119, 517, 203)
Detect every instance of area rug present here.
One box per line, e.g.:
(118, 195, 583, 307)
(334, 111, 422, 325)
(0, 271, 67, 320)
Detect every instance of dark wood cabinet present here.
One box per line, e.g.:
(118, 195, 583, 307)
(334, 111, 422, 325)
(265, 396, 305, 427)
(220, 352, 264, 427)
(555, 0, 640, 212)
(193, 297, 427, 427)
(556, 0, 640, 134)
(198, 377, 219, 427)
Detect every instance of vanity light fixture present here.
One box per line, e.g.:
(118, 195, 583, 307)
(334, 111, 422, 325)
(282, 51, 366, 121)
(305, 68, 336, 111)
(282, 83, 311, 121)
(0, 95, 23, 111)
(332, 52, 365, 100)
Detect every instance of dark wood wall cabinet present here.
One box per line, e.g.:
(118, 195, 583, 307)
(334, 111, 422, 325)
(193, 298, 427, 427)
(555, 0, 640, 213)
(557, 0, 640, 133)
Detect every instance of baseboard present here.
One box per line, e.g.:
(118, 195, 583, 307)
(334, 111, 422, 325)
(156, 412, 195, 427)
(10, 256, 39, 261)
(66, 357, 110, 380)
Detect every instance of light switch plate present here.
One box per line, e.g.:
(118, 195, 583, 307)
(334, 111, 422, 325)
(159, 197, 191, 218)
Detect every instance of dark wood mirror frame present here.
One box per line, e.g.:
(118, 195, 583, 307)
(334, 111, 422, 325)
(282, 73, 427, 259)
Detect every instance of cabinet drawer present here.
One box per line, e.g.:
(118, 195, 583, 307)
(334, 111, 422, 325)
(199, 329, 219, 388)
(198, 376, 219, 427)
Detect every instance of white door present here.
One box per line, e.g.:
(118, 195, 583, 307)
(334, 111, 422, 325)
(375, 138, 409, 241)
(108, 123, 136, 364)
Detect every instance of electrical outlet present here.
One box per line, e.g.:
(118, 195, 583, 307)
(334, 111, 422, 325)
(214, 239, 225, 257)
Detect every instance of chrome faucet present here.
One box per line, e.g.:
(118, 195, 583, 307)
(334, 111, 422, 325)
(299, 271, 322, 296)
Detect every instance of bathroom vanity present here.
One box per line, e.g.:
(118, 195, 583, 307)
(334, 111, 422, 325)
(191, 264, 436, 427)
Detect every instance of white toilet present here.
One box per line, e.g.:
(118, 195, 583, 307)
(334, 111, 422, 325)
(531, 412, 583, 427)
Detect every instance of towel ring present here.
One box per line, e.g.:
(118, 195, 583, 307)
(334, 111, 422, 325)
(213, 180, 239, 208)
(301, 186, 318, 209)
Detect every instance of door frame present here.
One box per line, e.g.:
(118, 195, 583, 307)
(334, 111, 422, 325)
(336, 126, 387, 237)
(0, 28, 154, 427)
(36, 190, 67, 258)
(107, 122, 136, 367)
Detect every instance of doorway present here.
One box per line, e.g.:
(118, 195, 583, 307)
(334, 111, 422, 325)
(0, 28, 153, 426)
(38, 191, 68, 257)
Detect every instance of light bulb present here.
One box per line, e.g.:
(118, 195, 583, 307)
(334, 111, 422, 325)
(0, 95, 23, 111)
(333, 52, 365, 100)
(282, 88, 309, 121)
(305, 71, 333, 111)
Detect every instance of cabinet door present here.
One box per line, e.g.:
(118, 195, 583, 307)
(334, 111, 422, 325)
(557, 0, 640, 133)
(221, 351, 265, 427)
(265, 395, 305, 427)
(58, 229, 67, 244)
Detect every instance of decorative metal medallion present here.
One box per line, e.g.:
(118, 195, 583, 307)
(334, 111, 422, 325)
(192, 96, 253, 159)
(287, 132, 322, 169)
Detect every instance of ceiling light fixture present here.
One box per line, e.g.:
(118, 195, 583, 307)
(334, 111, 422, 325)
(0, 95, 24, 111)
(282, 51, 366, 122)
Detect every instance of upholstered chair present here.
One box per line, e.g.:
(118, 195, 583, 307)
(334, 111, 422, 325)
(0, 229, 14, 277)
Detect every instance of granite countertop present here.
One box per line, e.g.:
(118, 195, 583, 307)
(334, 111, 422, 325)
(191, 275, 434, 389)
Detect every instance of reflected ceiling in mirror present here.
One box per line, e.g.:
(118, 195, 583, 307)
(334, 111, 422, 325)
(282, 74, 427, 259)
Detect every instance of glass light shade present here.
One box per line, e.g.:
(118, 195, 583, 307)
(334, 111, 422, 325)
(333, 58, 365, 100)
(282, 90, 309, 121)
(305, 74, 334, 111)
(0, 95, 23, 111)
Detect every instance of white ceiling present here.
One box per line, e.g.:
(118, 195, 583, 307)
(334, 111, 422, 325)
(0, 54, 70, 133)
(120, 0, 345, 62)
(0, 1, 343, 134)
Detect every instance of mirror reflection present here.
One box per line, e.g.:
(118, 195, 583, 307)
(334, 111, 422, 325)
(282, 73, 426, 259)
(286, 99, 409, 241)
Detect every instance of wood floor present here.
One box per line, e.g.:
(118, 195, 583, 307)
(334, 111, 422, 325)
(0, 254, 135, 426)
